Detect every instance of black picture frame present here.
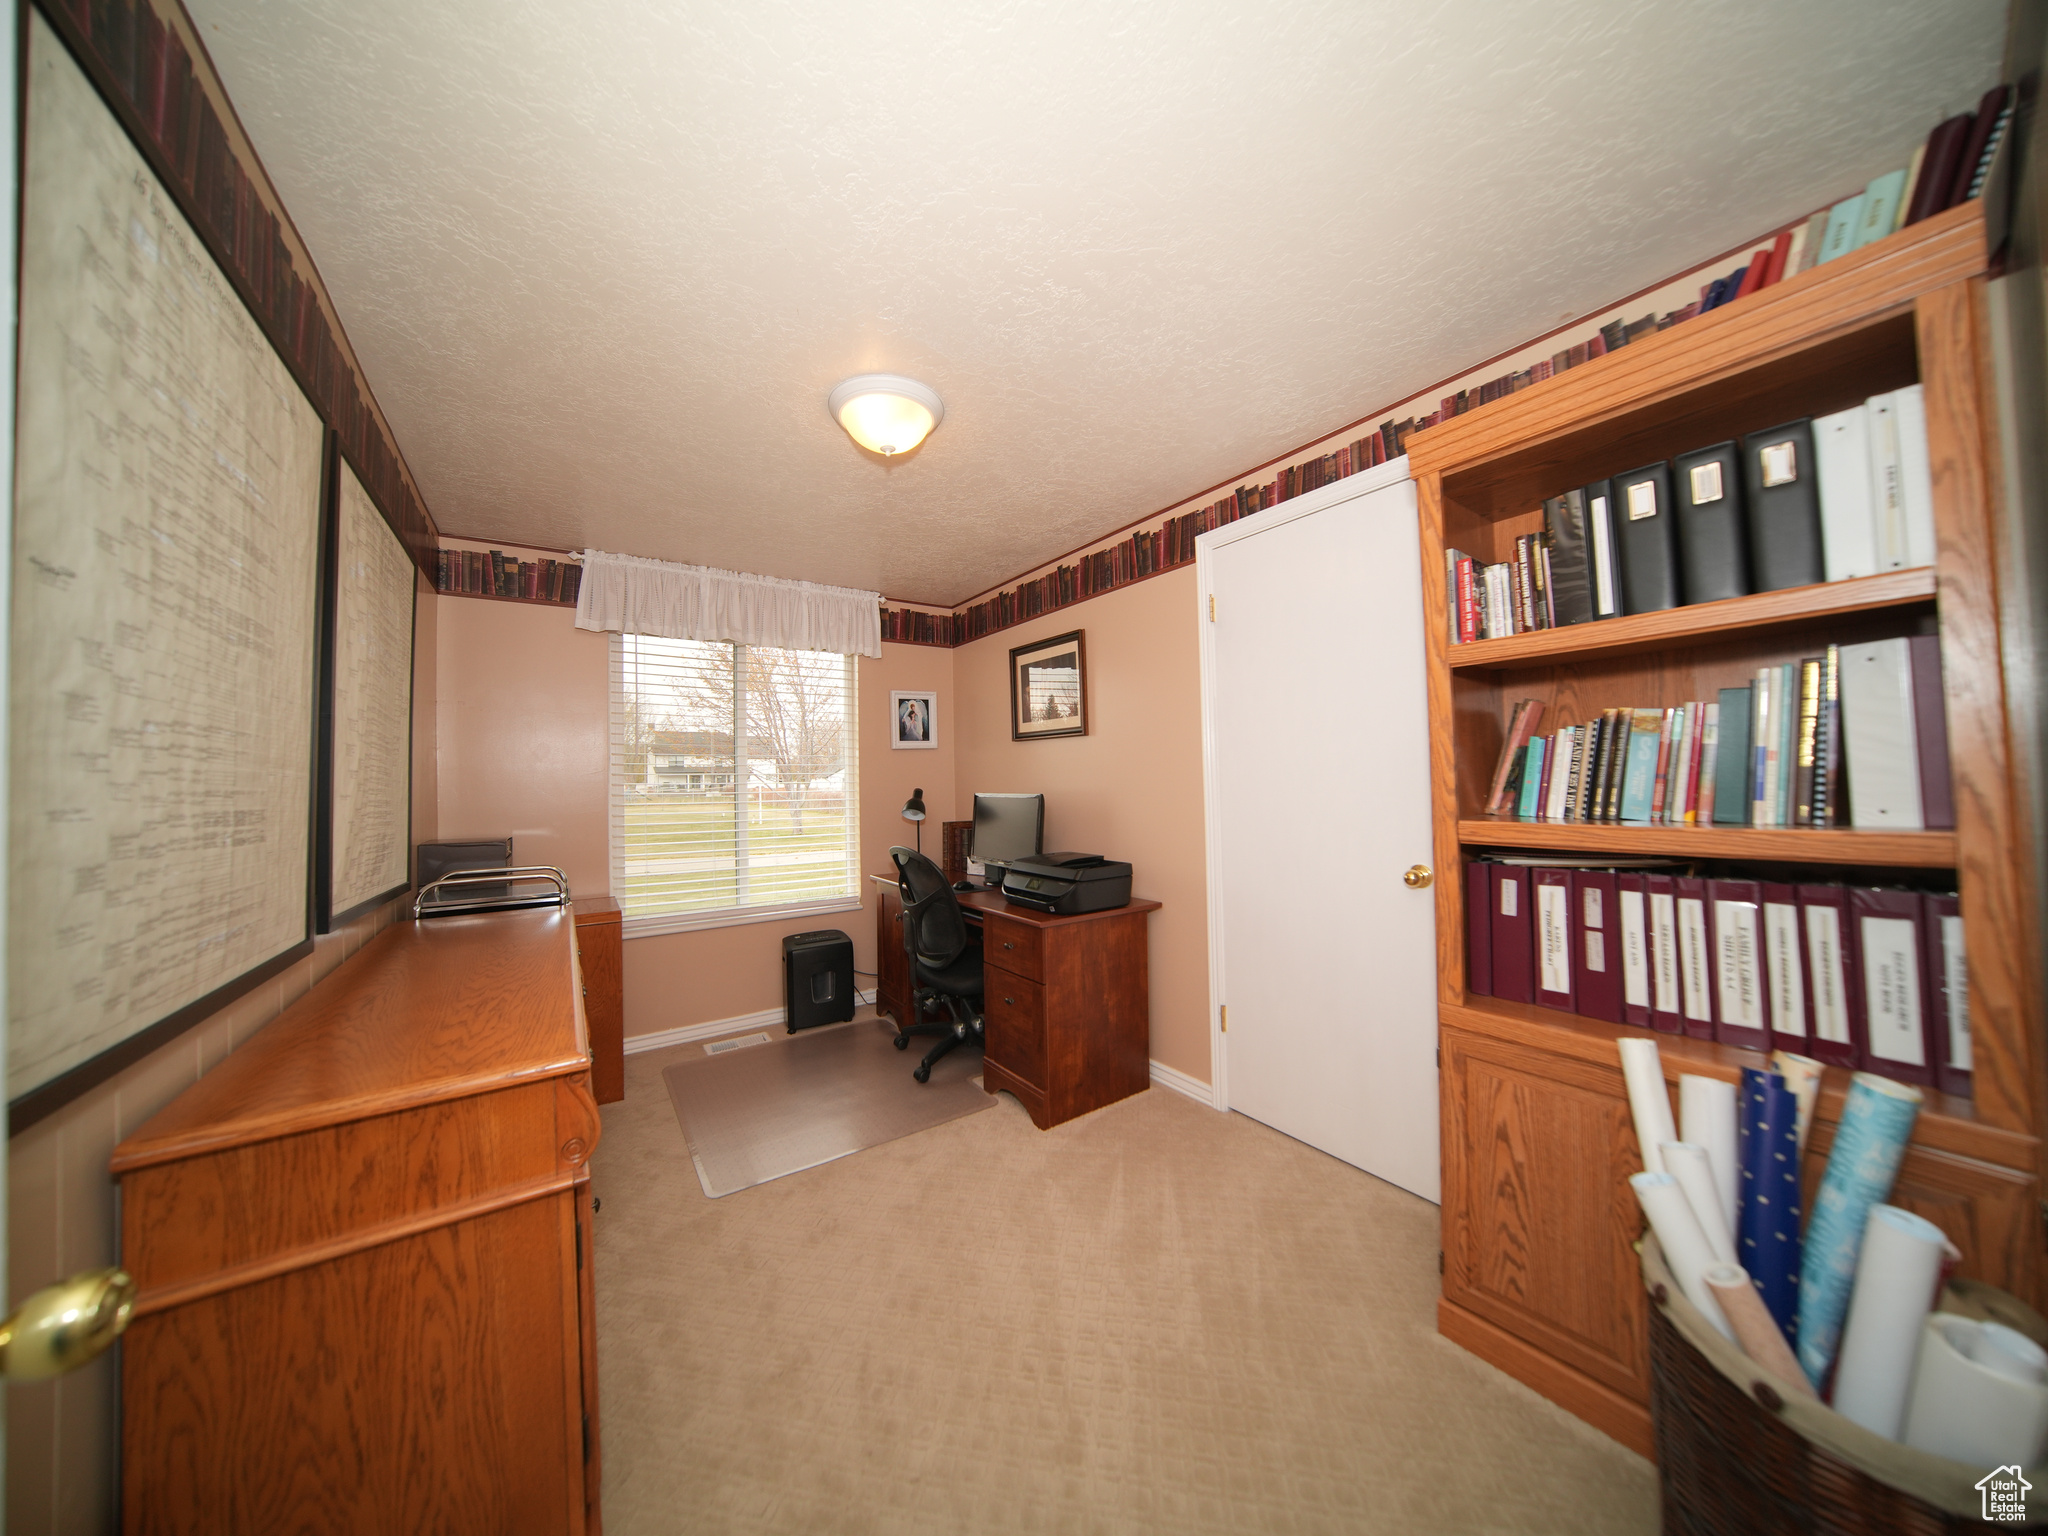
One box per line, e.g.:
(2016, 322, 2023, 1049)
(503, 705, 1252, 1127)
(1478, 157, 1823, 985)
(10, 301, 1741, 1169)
(1009, 630, 1088, 741)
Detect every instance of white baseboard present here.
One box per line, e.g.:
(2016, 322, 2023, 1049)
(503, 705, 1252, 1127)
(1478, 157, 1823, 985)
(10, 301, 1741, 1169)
(1149, 1058, 1219, 1107)
(624, 990, 878, 1055)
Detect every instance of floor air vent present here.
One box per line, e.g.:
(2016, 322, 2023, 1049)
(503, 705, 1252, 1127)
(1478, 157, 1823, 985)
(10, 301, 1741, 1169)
(703, 1032, 772, 1056)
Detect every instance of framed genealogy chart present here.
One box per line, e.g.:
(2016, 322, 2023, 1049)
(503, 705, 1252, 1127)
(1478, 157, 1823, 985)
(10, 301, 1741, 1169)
(321, 457, 415, 929)
(9, 12, 325, 1115)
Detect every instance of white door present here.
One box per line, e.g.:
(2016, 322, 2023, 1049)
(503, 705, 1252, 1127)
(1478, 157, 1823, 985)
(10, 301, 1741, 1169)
(1198, 463, 1440, 1201)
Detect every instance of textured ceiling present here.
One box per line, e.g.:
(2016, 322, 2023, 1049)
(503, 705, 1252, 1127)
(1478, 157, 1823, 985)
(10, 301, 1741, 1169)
(184, 0, 2003, 606)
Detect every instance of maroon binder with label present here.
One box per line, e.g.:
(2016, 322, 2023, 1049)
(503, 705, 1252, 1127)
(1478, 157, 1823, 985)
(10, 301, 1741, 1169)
(1797, 883, 1863, 1069)
(1490, 865, 1534, 1004)
(1619, 874, 1657, 1029)
(1909, 635, 1955, 831)
(1465, 860, 1492, 998)
(1573, 871, 1623, 1023)
(1761, 881, 1813, 1056)
(1533, 868, 1576, 1014)
(1922, 892, 1969, 1099)
(1852, 886, 1935, 1088)
(1705, 878, 1770, 1052)
(1669, 875, 1714, 1040)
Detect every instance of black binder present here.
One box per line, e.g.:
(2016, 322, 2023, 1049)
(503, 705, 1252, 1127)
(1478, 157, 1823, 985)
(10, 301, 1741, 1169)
(1542, 491, 1595, 626)
(1582, 478, 1623, 619)
(1673, 441, 1751, 604)
(1740, 420, 1824, 592)
(1612, 462, 1681, 614)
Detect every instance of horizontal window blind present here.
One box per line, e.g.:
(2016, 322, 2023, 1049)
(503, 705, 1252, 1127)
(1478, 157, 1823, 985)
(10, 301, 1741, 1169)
(611, 633, 858, 924)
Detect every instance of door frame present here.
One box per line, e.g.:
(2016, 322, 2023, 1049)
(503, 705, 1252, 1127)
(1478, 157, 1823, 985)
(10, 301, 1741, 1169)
(1194, 455, 1415, 1112)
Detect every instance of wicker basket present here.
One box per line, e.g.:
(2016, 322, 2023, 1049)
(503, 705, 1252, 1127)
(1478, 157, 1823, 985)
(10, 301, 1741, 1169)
(1642, 1236, 2047, 1533)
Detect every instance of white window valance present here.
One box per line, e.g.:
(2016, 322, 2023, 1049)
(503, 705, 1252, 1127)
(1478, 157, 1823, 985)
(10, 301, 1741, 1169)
(573, 550, 881, 658)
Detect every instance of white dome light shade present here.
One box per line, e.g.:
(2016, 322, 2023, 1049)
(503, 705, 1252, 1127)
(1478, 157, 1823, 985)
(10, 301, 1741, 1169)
(828, 374, 944, 457)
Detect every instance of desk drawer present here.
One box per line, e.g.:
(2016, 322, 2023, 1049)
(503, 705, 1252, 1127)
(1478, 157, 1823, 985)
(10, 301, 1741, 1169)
(981, 914, 1043, 982)
(984, 971, 1045, 1091)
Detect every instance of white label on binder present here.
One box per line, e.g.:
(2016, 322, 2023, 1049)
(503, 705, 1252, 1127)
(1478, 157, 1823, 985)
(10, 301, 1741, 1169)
(1759, 439, 1797, 487)
(1585, 931, 1606, 973)
(1714, 900, 1763, 1029)
(1678, 898, 1712, 1021)
(1689, 461, 1724, 503)
(1627, 479, 1658, 520)
(1500, 877, 1518, 918)
(1584, 886, 1602, 928)
(1590, 495, 1615, 615)
(1765, 901, 1806, 1037)
(1538, 882, 1570, 997)
(1942, 914, 1970, 1072)
(1621, 889, 1649, 1008)
(1861, 915, 1925, 1066)
(1651, 892, 1679, 1014)
(1807, 904, 1850, 1045)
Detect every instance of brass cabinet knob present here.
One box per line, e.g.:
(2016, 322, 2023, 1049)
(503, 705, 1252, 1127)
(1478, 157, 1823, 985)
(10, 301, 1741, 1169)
(2, 1267, 135, 1380)
(1403, 864, 1434, 890)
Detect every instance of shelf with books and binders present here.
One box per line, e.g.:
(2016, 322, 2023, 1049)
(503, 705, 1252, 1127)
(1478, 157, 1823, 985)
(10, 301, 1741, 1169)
(1446, 568, 1936, 670)
(1457, 819, 1955, 867)
(1407, 198, 2044, 1457)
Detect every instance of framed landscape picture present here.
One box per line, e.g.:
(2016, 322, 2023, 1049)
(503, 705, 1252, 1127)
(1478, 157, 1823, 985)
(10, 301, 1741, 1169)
(1010, 630, 1087, 740)
(891, 690, 938, 749)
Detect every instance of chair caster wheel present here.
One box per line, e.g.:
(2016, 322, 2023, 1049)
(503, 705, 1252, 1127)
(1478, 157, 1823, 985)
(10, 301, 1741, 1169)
(913, 1065, 931, 1083)
(894, 1034, 910, 1050)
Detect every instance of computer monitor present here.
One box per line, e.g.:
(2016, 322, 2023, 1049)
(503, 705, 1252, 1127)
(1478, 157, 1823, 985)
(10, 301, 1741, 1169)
(971, 793, 1043, 881)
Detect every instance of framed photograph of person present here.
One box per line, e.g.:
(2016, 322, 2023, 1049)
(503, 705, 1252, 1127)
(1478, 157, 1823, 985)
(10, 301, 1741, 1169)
(891, 690, 938, 749)
(1009, 630, 1088, 741)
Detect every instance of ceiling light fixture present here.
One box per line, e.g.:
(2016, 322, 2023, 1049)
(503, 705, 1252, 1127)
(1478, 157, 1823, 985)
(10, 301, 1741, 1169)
(828, 374, 943, 457)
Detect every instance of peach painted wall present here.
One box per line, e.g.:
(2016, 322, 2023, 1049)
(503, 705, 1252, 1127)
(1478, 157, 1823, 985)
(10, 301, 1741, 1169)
(952, 566, 1212, 1084)
(433, 595, 610, 897)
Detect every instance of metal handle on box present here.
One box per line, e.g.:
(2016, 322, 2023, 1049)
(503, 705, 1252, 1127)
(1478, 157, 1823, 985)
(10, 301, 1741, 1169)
(413, 866, 571, 918)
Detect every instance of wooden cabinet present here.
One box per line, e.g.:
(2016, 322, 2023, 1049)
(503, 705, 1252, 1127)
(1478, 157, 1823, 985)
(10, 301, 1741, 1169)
(873, 876, 1162, 1129)
(111, 908, 603, 1535)
(1407, 201, 2046, 1458)
(575, 896, 624, 1103)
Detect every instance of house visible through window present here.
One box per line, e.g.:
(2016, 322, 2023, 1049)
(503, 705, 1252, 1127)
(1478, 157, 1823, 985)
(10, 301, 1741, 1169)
(611, 633, 859, 931)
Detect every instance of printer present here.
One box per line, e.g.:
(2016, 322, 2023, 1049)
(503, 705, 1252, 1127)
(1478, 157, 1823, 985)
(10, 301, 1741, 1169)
(1000, 852, 1133, 916)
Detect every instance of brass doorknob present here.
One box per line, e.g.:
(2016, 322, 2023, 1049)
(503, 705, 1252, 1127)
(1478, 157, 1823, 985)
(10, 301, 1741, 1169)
(1, 1267, 135, 1380)
(1403, 864, 1434, 889)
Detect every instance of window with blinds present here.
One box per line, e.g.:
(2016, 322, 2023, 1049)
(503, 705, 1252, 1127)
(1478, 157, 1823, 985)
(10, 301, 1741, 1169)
(610, 633, 860, 930)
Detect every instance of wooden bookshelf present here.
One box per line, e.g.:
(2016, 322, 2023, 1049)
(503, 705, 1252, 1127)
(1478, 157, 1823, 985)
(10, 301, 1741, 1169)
(435, 587, 576, 609)
(1447, 567, 1936, 670)
(1406, 200, 2045, 1459)
(1458, 819, 1957, 867)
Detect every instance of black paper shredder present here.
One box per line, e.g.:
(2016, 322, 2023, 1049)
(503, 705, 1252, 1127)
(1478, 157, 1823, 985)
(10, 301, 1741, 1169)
(783, 929, 855, 1033)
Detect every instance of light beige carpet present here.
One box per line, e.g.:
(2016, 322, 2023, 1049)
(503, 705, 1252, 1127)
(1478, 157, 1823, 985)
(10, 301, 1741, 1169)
(590, 1012, 1657, 1535)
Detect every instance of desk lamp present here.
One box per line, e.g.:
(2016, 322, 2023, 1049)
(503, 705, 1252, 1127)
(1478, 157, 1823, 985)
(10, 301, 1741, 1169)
(901, 788, 926, 854)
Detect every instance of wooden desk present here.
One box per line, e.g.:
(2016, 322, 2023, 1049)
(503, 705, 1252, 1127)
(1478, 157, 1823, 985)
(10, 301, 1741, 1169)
(574, 895, 624, 1103)
(872, 876, 1161, 1129)
(111, 908, 603, 1536)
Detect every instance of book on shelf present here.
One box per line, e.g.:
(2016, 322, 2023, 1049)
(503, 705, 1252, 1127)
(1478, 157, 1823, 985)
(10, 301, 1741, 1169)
(435, 548, 583, 605)
(1463, 855, 1968, 1099)
(1480, 634, 1949, 831)
(1448, 391, 1930, 647)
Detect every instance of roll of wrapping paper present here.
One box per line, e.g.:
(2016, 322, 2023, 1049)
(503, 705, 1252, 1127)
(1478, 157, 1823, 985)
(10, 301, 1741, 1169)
(1770, 1050, 1825, 1153)
(1796, 1074, 1923, 1391)
(1738, 1067, 1803, 1346)
(1904, 1314, 2048, 1467)
(1832, 1205, 1953, 1439)
(1620, 1038, 1676, 1176)
(1704, 1263, 1816, 1398)
(1679, 1074, 1739, 1239)
(1662, 1140, 1736, 1262)
(1632, 1172, 1733, 1338)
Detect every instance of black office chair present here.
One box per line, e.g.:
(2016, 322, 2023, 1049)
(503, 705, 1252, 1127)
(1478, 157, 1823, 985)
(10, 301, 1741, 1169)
(888, 846, 985, 1083)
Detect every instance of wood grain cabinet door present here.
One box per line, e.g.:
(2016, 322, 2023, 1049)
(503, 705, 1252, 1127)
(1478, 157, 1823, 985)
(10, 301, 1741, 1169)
(1439, 1025, 1651, 1404)
(983, 969, 1046, 1093)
